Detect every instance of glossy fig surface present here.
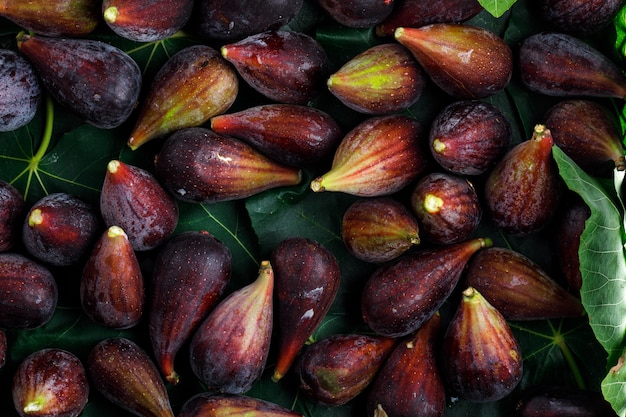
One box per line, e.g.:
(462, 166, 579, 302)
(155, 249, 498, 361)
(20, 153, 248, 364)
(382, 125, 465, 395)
(0, 49, 40, 132)
(179, 393, 303, 417)
(0, 179, 25, 252)
(515, 385, 618, 417)
(541, 0, 623, 35)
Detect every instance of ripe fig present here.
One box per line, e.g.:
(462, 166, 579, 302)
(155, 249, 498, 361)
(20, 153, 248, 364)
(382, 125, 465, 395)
(410, 172, 482, 245)
(484, 124, 562, 236)
(519, 32, 626, 99)
(0, 253, 57, 329)
(128, 45, 238, 150)
(316, 0, 394, 28)
(22, 192, 102, 267)
(441, 286, 523, 402)
(296, 333, 395, 406)
(16, 33, 142, 129)
(100, 160, 179, 251)
(270, 237, 341, 382)
(12, 348, 89, 417)
(429, 100, 512, 175)
(88, 337, 174, 417)
(366, 313, 445, 417)
(540, 0, 623, 36)
(0, 329, 6, 369)
(326, 43, 425, 115)
(155, 127, 302, 203)
(310, 115, 427, 197)
(341, 197, 420, 263)
(189, 260, 274, 394)
(148, 231, 232, 385)
(514, 385, 618, 417)
(361, 237, 492, 337)
(0, 49, 41, 132)
(80, 226, 144, 329)
(0, 179, 25, 252)
(221, 30, 329, 104)
(210, 104, 343, 167)
(102, 0, 194, 42)
(179, 393, 303, 417)
(394, 24, 512, 99)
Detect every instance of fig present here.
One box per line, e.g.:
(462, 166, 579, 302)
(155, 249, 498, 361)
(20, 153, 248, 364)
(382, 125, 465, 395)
(128, 45, 239, 150)
(100, 160, 179, 251)
(0, 253, 57, 329)
(410, 172, 482, 245)
(80, 226, 144, 329)
(429, 100, 512, 175)
(87, 337, 174, 417)
(361, 237, 491, 337)
(464, 246, 584, 320)
(326, 43, 425, 115)
(179, 393, 303, 417)
(102, 0, 194, 42)
(310, 115, 427, 197)
(0, 49, 41, 132)
(270, 237, 341, 382)
(148, 231, 232, 385)
(366, 312, 445, 417)
(519, 32, 626, 99)
(441, 286, 523, 402)
(221, 30, 330, 104)
(210, 104, 343, 167)
(394, 24, 512, 99)
(155, 127, 302, 203)
(543, 99, 626, 176)
(515, 385, 618, 417)
(22, 192, 102, 267)
(341, 197, 420, 263)
(484, 124, 562, 236)
(189, 260, 274, 394)
(316, 0, 394, 28)
(0, 179, 25, 252)
(12, 348, 89, 417)
(540, 0, 623, 36)
(0, 329, 5, 369)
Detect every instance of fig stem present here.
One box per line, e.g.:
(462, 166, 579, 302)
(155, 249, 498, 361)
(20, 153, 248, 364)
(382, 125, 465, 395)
(32, 94, 54, 165)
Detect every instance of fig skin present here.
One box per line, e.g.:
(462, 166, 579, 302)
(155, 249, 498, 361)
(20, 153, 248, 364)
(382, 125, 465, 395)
(514, 385, 618, 417)
(148, 230, 232, 385)
(316, 0, 394, 29)
(12, 348, 89, 417)
(0, 329, 6, 369)
(295, 333, 397, 406)
(341, 197, 420, 263)
(429, 100, 512, 176)
(540, 0, 624, 36)
(0, 179, 25, 252)
(394, 24, 513, 99)
(270, 237, 341, 382)
(361, 237, 492, 338)
(0, 253, 58, 329)
(179, 393, 303, 417)
(0, 49, 41, 132)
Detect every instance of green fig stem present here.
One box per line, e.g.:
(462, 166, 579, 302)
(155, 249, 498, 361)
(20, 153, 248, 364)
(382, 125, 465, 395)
(103, 6, 119, 23)
(310, 177, 325, 192)
(31, 94, 54, 168)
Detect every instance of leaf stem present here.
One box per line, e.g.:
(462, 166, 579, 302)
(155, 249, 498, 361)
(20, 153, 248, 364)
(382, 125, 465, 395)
(554, 332, 586, 389)
(31, 94, 54, 164)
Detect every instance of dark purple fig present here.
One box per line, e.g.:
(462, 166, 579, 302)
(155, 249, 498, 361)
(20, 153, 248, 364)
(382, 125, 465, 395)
(310, 115, 427, 197)
(87, 337, 174, 417)
(0, 0, 100, 37)
(484, 124, 562, 236)
(221, 30, 329, 104)
(100, 160, 179, 251)
(341, 197, 420, 263)
(148, 231, 232, 385)
(375, 0, 484, 37)
(12, 348, 89, 417)
(366, 312, 445, 417)
(515, 385, 618, 417)
(155, 127, 302, 203)
(210, 104, 343, 167)
(394, 24, 512, 99)
(128, 45, 238, 150)
(0, 179, 25, 252)
(543, 99, 626, 176)
(179, 393, 303, 417)
(519, 32, 626, 99)
(429, 100, 512, 175)
(189, 260, 274, 394)
(541, 0, 623, 36)
(441, 286, 523, 402)
(80, 226, 144, 329)
(296, 333, 396, 406)
(17, 33, 141, 129)
(465, 246, 584, 320)
(22, 193, 102, 267)
(410, 172, 482, 245)
(0, 329, 5, 369)
(270, 237, 341, 382)
(361, 237, 491, 337)
(0, 49, 41, 132)
(326, 43, 425, 115)
(0, 253, 57, 329)
(316, 0, 394, 28)
(102, 0, 194, 42)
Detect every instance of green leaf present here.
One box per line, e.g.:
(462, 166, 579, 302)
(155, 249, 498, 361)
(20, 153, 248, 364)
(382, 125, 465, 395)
(478, 0, 518, 18)
(602, 348, 626, 417)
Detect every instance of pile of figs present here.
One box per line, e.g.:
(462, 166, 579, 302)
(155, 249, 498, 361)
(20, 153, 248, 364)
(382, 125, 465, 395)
(0, 0, 624, 416)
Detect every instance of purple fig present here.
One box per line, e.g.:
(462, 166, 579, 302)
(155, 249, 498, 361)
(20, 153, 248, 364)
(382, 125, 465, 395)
(179, 393, 303, 417)
(540, 0, 624, 36)
(0, 179, 25, 252)
(0, 49, 41, 132)
(316, 0, 394, 28)
(515, 385, 618, 417)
